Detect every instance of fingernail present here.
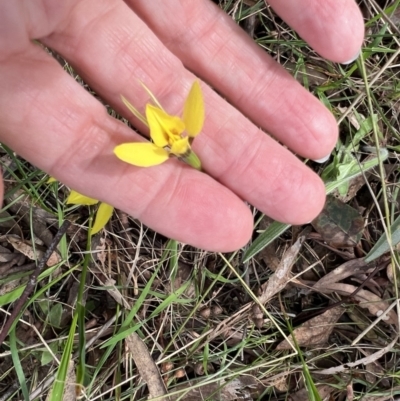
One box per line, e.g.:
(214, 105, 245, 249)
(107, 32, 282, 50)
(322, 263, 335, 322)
(313, 154, 331, 163)
(342, 50, 361, 65)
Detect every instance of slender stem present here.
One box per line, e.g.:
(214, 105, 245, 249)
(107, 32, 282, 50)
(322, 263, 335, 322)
(183, 149, 202, 171)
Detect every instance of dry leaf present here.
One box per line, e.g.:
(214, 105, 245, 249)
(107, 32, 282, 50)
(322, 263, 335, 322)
(359, 396, 395, 401)
(337, 106, 362, 130)
(0, 254, 27, 278)
(363, 350, 394, 387)
(312, 196, 364, 247)
(65, 360, 77, 401)
(317, 337, 398, 375)
(7, 236, 61, 266)
(6, 188, 57, 248)
(0, 245, 16, 262)
(276, 306, 345, 349)
(365, 359, 385, 387)
(313, 258, 372, 289)
(0, 277, 24, 296)
(258, 235, 305, 304)
(125, 333, 168, 401)
(270, 375, 289, 392)
(334, 173, 368, 203)
(313, 282, 398, 326)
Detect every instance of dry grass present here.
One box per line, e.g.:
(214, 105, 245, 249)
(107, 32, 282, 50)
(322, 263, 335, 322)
(1, 1, 400, 400)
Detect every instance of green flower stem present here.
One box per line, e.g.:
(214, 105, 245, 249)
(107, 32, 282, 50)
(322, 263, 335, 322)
(183, 149, 202, 171)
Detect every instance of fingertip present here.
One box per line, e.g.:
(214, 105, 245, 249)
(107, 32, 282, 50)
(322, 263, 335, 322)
(308, 103, 338, 160)
(315, 3, 365, 64)
(264, 162, 326, 226)
(300, 172, 326, 224)
(313, 153, 331, 164)
(216, 201, 254, 252)
(280, 171, 326, 225)
(288, 91, 338, 160)
(341, 49, 361, 65)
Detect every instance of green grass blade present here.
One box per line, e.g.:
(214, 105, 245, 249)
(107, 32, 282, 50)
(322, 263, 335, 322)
(76, 302, 86, 391)
(242, 221, 290, 264)
(166, 239, 179, 279)
(75, 217, 93, 391)
(243, 148, 388, 262)
(324, 148, 388, 194)
(365, 213, 400, 262)
(303, 365, 323, 401)
(101, 243, 172, 348)
(103, 280, 191, 348)
(48, 314, 78, 401)
(0, 263, 65, 307)
(9, 328, 30, 401)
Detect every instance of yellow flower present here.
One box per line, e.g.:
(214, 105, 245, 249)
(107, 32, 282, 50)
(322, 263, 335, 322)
(66, 190, 114, 235)
(114, 81, 204, 170)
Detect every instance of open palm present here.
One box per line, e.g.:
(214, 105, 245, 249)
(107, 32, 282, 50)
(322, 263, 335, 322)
(0, 0, 363, 251)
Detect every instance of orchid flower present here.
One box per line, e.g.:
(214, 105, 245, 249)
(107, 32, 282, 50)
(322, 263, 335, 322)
(48, 177, 113, 235)
(114, 81, 204, 170)
(66, 190, 114, 235)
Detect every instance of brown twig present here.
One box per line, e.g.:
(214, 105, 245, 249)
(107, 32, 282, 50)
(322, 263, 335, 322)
(0, 220, 70, 346)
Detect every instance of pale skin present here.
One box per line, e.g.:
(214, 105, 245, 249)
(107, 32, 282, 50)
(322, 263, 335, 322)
(0, 1, 364, 251)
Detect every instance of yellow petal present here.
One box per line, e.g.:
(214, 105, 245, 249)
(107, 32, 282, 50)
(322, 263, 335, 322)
(91, 203, 114, 235)
(170, 136, 190, 156)
(67, 190, 99, 206)
(47, 176, 57, 184)
(114, 142, 169, 167)
(182, 81, 204, 138)
(146, 105, 185, 147)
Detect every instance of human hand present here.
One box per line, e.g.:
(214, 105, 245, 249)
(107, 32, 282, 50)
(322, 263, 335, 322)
(0, 1, 364, 251)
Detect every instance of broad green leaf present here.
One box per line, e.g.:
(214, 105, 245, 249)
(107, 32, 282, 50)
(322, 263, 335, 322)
(48, 303, 63, 328)
(365, 213, 400, 262)
(40, 350, 54, 367)
(40, 342, 59, 366)
(0, 285, 25, 306)
(312, 196, 364, 247)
